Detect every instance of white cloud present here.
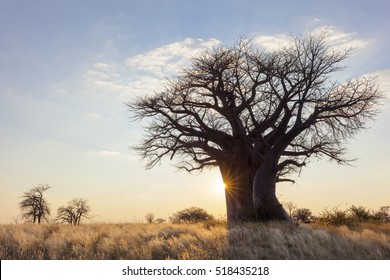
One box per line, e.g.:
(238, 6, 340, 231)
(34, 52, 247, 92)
(253, 34, 292, 51)
(369, 68, 390, 98)
(254, 26, 370, 52)
(125, 38, 221, 77)
(312, 26, 370, 51)
(81, 30, 371, 104)
(80, 38, 222, 102)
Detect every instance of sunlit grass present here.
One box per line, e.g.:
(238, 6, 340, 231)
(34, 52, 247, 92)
(1, 222, 389, 259)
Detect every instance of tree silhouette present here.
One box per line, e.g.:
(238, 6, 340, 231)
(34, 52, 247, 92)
(56, 198, 91, 225)
(284, 201, 297, 219)
(145, 213, 155, 224)
(293, 208, 313, 223)
(348, 205, 371, 222)
(129, 32, 383, 224)
(19, 184, 51, 224)
(375, 206, 390, 222)
(170, 206, 214, 224)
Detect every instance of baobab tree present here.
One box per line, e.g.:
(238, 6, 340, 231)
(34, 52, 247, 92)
(128, 32, 383, 224)
(19, 184, 51, 224)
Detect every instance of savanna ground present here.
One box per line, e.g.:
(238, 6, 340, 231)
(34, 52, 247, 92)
(1, 221, 389, 260)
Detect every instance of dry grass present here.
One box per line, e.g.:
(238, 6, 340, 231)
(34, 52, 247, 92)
(0, 222, 389, 260)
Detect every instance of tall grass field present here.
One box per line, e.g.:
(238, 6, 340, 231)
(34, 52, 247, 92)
(1, 222, 389, 259)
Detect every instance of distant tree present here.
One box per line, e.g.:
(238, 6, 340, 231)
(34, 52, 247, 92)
(170, 207, 214, 224)
(317, 207, 352, 226)
(155, 218, 167, 224)
(373, 206, 390, 222)
(129, 31, 383, 224)
(348, 205, 371, 222)
(284, 201, 297, 220)
(57, 205, 74, 225)
(19, 184, 51, 224)
(145, 213, 155, 224)
(56, 198, 91, 225)
(293, 208, 313, 223)
(11, 215, 21, 225)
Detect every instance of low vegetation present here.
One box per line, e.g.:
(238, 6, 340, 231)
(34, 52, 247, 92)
(1, 221, 389, 260)
(169, 206, 215, 224)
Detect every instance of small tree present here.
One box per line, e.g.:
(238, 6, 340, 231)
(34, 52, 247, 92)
(57, 205, 75, 224)
(145, 213, 155, 224)
(293, 208, 313, 223)
(348, 205, 371, 222)
(373, 206, 390, 222)
(19, 184, 51, 224)
(284, 201, 297, 220)
(170, 206, 214, 224)
(56, 198, 91, 225)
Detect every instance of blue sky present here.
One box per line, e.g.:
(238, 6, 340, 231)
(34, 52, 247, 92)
(0, 0, 389, 223)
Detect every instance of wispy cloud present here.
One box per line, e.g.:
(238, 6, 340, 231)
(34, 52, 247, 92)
(253, 34, 292, 51)
(254, 26, 370, 52)
(85, 62, 124, 93)
(370, 68, 390, 98)
(80, 38, 222, 102)
(312, 26, 370, 51)
(125, 38, 221, 77)
(81, 29, 371, 104)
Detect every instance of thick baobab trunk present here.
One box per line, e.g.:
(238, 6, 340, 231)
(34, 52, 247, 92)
(220, 162, 257, 224)
(253, 160, 292, 222)
(220, 155, 292, 225)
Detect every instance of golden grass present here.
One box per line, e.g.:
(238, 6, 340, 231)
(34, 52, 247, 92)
(1, 222, 389, 260)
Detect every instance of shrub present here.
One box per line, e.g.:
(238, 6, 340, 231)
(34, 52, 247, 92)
(293, 208, 313, 223)
(317, 207, 353, 226)
(170, 207, 214, 224)
(373, 206, 390, 222)
(348, 205, 372, 222)
(155, 218, 167, 224)
(145, 213, 155, 224)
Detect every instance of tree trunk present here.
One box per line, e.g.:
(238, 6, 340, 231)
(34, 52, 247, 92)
(253, 159, 292, 222)
(220, 162, 257, 225)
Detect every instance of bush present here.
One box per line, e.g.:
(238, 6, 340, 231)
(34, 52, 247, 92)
(373, 206, 390, 222)
(170, 207, 214, 224)
(317, 207, 353, 226)
(145, 213, 155, 224)
(155, 218, 166, 224)
(348, 205, 371, 222)
(293, 208, 313, 223)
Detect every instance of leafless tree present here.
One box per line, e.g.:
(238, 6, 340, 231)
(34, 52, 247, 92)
(145, 213, 155, 224)
(374, 206, 390, 222)
(128, 32, 383, 224)
(284, 201, 297, 219)
(56, 198, 91, 225)
(19, 184, 51, 224)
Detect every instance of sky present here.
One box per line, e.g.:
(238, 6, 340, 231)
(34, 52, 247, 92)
(0, 0, 389, 223)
